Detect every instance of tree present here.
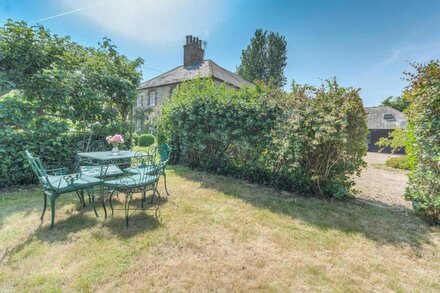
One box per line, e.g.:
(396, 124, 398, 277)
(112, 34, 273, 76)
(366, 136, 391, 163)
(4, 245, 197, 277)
(237, 29, 287, 87)
(381, 95, 410, 112)
(0, 20, 143, 123)
(375, 128, 407, 153)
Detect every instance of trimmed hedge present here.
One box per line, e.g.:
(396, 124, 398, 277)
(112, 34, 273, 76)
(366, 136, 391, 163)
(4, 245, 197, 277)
(138, 134, 155, 147)
(386, 156, 411, 170)
(157, 78, 367, 198)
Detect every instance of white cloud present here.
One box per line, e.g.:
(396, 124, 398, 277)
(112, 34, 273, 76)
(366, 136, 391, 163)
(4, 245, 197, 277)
(57, 0, 229, 47)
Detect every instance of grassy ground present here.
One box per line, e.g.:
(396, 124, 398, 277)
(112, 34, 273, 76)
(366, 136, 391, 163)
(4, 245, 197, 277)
(1, 165, 440, 292)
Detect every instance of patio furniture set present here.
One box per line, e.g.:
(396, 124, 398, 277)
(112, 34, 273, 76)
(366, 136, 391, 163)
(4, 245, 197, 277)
(25, 142, 172, 228)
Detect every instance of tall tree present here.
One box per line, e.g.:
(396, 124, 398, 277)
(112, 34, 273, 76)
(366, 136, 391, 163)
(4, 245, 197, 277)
(381, 95, 410, 112)
(237, 29, 287, 87)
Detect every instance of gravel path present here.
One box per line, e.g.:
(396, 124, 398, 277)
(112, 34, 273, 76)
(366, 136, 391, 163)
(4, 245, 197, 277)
(354, 152, 409, 208)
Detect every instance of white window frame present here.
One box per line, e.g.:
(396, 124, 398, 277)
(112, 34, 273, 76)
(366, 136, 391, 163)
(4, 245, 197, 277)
(149, 92, 156, 106)
(137, 95, 142, 107)
(140, 95, 144, 107)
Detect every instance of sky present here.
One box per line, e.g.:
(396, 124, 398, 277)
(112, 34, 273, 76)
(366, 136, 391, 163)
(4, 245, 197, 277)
(1, 0, 439, 106)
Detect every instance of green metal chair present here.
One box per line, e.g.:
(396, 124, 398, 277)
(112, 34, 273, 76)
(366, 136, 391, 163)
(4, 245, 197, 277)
(124, 144, 172, 195)
(25, 151, 101, 228)
(104, 149, 168, 227)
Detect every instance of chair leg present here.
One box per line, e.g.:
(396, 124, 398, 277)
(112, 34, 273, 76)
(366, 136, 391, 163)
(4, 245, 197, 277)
(163, 172, 170, 196)
(109, 189, 117, 217)
(88, 189, 98, 217)
(101, 190, 108, 219)
(125, 192, 132, 228)
(150, 189, 155, 204)
(76, 191, 85, 207)
(154, 184, 161, 218)
(141, 190, 146, 208)
(41, 192, 47, 220)
(50, 196, 56, 229)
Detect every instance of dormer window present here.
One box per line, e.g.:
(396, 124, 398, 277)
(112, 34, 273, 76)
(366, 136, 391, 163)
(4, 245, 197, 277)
(384, 113, 396, 121)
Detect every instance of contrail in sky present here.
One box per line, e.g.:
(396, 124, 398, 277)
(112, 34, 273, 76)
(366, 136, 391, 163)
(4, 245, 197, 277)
(34, 2, 105, 23)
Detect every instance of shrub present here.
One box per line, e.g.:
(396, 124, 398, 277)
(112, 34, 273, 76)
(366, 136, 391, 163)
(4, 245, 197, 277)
(132, 133, 139, 146)
(404, 61, 440, 223)
(157, 78, 367, 198)
(138, 134, 155, 147)
(386, 156, 411, 170)
(0, 93, 132, 187)
(268, 79, 368, 197)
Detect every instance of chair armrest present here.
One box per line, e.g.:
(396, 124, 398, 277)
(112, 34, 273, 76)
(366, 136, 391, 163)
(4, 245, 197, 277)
(46, 167, 68, 175)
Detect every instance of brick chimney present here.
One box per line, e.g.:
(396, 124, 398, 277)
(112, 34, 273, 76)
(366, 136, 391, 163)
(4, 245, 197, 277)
(184, 35, 204, 68)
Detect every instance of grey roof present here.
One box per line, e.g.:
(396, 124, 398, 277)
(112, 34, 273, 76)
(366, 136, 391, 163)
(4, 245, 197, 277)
(139, 59, 252, 89)
(365, 106, 408, 130)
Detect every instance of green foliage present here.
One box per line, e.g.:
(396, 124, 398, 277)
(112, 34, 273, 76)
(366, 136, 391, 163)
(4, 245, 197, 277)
(0, 20, 143, 123)
(0, 20, 141, 187)
(237, 29, 287, 87)
(376, 128, 407, 153)
(269, 79, 368, 197)
(403, 61, 440, 223)
(132, 133, 139, 146)
(138, 134, 155, 147)
(385, 156, 411, 170)
(157, 78, 367, 198)
(381, 96, 410, 112)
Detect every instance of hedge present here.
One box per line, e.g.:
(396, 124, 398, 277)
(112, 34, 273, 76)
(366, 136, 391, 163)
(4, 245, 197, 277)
(0, 94, 133, 187)
(404, 61, 440, 223)
(157, 78, 367, 198)
(138, 134, 155, 147)
(386, 156, 411, 170)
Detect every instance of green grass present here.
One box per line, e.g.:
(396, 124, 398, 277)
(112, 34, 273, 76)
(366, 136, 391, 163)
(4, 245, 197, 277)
(0, 166, 439, 291)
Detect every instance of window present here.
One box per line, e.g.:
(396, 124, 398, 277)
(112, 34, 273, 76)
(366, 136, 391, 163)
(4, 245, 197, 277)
(137, 96, 142, 107)
(140, 95, 144, 107)
(149, 92, 156, 106)
(384, 113, 395, 121)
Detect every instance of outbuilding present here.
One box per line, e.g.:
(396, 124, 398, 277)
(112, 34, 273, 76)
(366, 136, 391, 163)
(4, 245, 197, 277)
(365, 106, 408, 153)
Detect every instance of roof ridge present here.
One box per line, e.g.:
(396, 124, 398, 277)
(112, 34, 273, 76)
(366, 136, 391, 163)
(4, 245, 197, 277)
(138, 65, 183, 88)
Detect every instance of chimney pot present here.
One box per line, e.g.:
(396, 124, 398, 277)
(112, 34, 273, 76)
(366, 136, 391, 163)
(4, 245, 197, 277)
(183, 35, 205, 67)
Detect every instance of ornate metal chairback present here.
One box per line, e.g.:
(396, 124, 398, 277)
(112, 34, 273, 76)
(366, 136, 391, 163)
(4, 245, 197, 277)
(25, 151, 50, 190)
(89, 140, 107, 152)
(131, 149, 157, 176)
(157, 144, 172, 162)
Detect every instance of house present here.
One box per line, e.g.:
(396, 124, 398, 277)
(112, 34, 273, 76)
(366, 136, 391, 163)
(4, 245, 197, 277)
(135, 35, 252, 132)
(365, 105, 408, 153)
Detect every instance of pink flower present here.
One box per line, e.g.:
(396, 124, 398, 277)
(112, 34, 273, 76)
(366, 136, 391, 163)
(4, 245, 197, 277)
(106, 134, 124, 144)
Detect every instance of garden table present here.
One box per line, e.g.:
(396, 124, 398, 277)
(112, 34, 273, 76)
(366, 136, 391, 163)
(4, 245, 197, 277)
(76, 150, 137, 218)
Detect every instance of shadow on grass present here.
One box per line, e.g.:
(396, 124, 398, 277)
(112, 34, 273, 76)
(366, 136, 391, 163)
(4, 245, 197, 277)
(173, 166, 433, 249)
(0, 190, 164, 262)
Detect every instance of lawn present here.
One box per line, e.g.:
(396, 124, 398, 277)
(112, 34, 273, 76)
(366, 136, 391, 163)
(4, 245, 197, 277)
(1, 165, 440, 292)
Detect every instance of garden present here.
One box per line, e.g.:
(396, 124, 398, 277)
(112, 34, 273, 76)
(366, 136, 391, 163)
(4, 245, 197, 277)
(0, 20, 439, 291)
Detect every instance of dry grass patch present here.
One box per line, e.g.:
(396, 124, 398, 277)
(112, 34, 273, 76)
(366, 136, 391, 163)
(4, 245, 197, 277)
(0, 165, 439, 292)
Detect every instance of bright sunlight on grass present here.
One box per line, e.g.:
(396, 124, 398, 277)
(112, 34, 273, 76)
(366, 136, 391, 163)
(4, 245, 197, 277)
(1, 166, 440, 291)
